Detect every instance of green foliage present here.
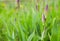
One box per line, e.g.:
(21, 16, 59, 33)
(0, 0, 60, 41)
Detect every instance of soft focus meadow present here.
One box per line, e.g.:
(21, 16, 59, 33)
(0, 0, 60, 41)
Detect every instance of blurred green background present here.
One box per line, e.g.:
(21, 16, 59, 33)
(0, 0, 60, 41)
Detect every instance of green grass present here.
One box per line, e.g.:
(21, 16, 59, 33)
(0, 0, 60, 41)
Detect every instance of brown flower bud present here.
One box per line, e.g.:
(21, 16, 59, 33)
(42, 14, 46, 23)
(45, 4, 48, 11)
(16, 0, 20, 8)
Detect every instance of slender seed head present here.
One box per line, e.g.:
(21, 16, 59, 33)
(42, 14, 46, 24)
(45, 4, 48, 11)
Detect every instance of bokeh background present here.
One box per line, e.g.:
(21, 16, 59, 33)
(0, 0, 60, 41)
